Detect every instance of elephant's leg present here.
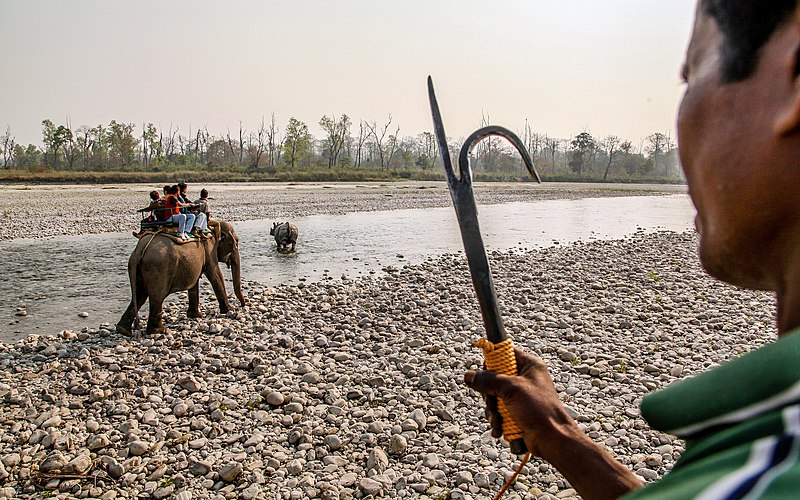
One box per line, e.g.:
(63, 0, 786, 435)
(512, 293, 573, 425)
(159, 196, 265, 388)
(146, 297, 168, 335)
(117, 287, 148, 336)
(205, 266, 231, 314)
(187, 282, 202, 318)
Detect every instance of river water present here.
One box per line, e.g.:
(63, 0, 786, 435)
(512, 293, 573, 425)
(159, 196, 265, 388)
(0, 194, 695, 343)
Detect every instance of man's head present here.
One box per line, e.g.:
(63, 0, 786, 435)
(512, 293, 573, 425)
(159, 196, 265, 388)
(680, 1, 800, 297)
(200, 188, 208, 199)
(168, 185, 179, 195)
(700, 0, 797, 82)
(178, 181, 188, 194)
(149, 190, 159, 201)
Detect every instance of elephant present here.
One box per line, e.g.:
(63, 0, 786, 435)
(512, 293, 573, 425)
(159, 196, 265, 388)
(116, 220, 245, 336)
(270, 221, 298, 252)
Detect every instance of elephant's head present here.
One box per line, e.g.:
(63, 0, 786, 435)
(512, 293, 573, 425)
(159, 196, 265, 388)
(215, 221, 245, 306)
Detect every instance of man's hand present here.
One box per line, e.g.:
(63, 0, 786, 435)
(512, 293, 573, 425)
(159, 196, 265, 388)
(465, 348, 575, 459)
(464, 348, 643, 500)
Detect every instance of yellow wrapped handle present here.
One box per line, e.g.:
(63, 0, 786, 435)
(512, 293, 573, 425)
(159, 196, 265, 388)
(473, 338, 524, 444)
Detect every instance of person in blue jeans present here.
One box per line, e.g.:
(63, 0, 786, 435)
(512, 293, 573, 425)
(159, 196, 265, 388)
(164, 184, 195, 240)
(465, 1, 800, 498)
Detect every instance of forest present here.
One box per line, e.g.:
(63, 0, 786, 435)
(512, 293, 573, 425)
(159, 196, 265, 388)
(0, 114, 682, 183)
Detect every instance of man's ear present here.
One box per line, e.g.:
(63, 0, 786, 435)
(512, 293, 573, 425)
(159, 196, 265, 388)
(776, 10, 800, 136)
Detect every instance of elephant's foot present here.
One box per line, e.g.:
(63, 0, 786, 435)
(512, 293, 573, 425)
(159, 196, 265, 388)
(116, 322, 132, 337)
(187, 310, 203, 319)
(146, 326, 169, 336)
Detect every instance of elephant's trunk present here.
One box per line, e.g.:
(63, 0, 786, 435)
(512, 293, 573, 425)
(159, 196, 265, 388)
(231, 245, 245, 306)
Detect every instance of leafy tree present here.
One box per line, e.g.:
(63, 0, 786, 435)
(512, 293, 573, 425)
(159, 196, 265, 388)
(13, 144, 42, 168)
(320, 114, 351, 168)
(141, 123, 160, 167)
(107, 121, 138, 167)
(569, 131, 595, 175)
(89, 125, 109, 169)
(283, 117, 311, 169)
(645, 132, 676, 176)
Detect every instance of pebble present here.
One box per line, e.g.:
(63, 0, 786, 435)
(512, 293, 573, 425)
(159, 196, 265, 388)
(0, 230, 777, 499)
(218, 463, 243, 482)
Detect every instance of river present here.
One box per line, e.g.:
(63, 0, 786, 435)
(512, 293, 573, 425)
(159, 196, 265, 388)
(0, 194, 695, 343)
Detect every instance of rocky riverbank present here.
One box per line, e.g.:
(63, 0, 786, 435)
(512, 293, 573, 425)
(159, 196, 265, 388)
(0, 182, 684, 241)
(0, 230, 775, 499)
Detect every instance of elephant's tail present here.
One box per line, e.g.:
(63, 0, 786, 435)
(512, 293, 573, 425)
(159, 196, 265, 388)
(130, 232, 159, 309)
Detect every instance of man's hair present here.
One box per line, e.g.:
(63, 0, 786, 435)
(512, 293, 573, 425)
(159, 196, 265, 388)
(702, 0, 797, 82)
(200, 188, 208, 198)
(149, 190, 159, 200)
(168, 185, 179, 195)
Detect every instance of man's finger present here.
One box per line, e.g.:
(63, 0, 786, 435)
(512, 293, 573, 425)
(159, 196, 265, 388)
(464, 369, 513, 397)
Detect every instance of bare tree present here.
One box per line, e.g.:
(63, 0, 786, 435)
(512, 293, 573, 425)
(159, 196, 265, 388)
(62, 117, 78, 169)
(601, 135, 621, 180)
(75, 126, 92, 169)
(365, 114, 400, 169)
(249, 117, 268, 168)
(354, 121, 368, 168)
(521, 119, 543, 173)
(162, 124, 179, 162)
(226, 122, 246, 166)
(266, 113, 281, 167)
(1, 126, 16, 169)
(543, 136, 559, 174)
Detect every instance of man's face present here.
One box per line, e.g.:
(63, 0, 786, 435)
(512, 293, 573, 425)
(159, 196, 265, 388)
(678, 6, 800, 290)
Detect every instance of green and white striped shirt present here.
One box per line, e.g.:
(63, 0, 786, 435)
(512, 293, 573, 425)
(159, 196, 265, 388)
(626, 330, 800, 499)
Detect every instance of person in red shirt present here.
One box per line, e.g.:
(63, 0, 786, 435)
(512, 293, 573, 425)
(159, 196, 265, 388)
(164, 184, 195, 240)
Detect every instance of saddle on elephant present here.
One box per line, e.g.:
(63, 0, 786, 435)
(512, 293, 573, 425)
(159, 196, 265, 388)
(136, 219, 219, 244)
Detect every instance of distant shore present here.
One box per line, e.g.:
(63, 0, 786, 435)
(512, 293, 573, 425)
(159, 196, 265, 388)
(0, 181, 686, 241)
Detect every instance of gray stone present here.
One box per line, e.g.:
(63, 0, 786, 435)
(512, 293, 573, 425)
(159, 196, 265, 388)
(367, 447, 388, 473)
(218, 462, 243, 482)
(242, 484, 263, 500)
(339, 473, 358, 487)
(62, 454, 92, 474)
(153, 484, 175, 499)
(87, 434, 110, 450)
(422, 453, 439, 468)
(286, 459, 304, 476)
(39, 451, 67, 474)
(388, 434, 407, 455)
(128, 440, 150, 456)
(266, 392, 285, 406)
(358, 478, 383, 496)
(178, 375, 204, 392)
(189, 460, 212, 476)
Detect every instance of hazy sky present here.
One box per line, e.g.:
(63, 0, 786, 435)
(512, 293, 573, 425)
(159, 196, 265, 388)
(1, 0, 697, 148)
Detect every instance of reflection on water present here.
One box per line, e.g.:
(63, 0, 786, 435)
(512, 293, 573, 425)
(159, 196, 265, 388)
(0, 195, 695, 342)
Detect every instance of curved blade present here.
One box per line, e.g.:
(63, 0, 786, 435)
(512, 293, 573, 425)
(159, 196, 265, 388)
(428, 77, 541, 343)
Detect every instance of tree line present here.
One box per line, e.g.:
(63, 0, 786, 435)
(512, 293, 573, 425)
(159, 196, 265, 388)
(0, 114, 681, 181)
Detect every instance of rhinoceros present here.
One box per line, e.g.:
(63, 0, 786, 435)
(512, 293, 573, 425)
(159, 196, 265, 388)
(270, 222, 298, 252)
